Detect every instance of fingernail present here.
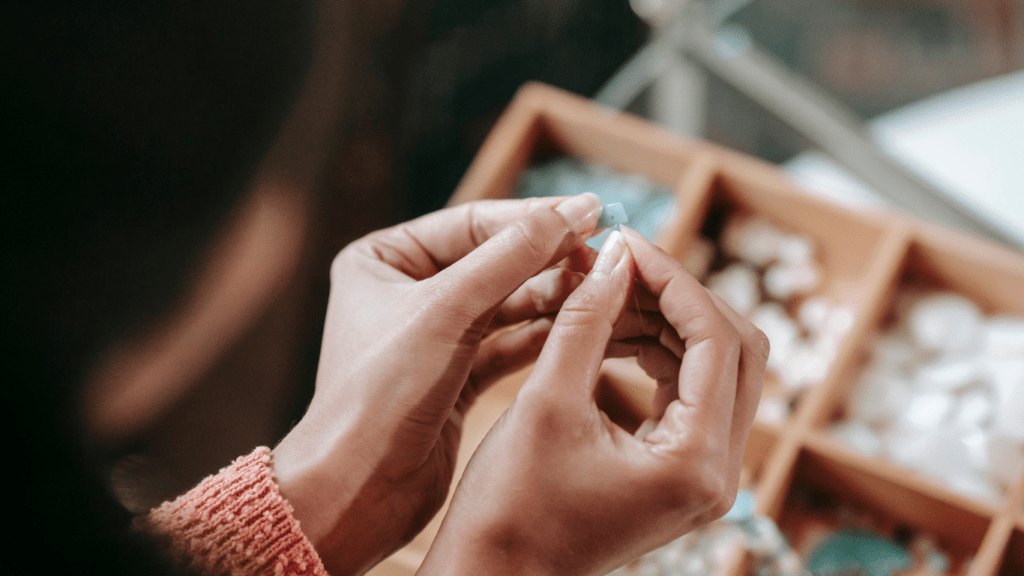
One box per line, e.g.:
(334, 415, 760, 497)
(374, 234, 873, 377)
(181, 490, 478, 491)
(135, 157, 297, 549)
(555, 192, 602, 234)
(593, 230, 625, 272)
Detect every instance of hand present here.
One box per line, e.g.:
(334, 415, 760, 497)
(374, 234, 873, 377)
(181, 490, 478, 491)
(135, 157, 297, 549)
(418, 228, 769, 576)
(271, 194, 606, 575)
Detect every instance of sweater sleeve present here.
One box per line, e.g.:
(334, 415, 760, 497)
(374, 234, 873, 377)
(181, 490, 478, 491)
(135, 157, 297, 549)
(135, 447, 328, 576)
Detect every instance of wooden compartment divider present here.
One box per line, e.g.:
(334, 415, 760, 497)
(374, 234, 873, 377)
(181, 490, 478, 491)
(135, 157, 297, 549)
(971, 465, 1024, 575)
(656, 151, 719, 255)
(368, 83, 1024, 576)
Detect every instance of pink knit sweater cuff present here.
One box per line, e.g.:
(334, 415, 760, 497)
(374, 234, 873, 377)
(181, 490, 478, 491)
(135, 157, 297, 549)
(136, 447, 327, 576)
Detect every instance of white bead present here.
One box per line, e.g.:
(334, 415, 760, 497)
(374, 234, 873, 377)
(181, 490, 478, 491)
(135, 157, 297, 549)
(887, 430, 931, 471)
(809, 333, 842, 369)
(756, 396, 789, 423)
(707, 263, 760, 316)
(677, 554, 706, 575)
(870, 331, 921, 373)
(843, 366, 892, 422)
(797, 295, 831, 334)
(656, 545, 683, 568)
(778, 343, 830, 390)
(954, 389, 994, 429)
(986, 434, 1024, 488)
(982, 315, 1024, 360)
(881, 380, 915, 427)
(763, 261, 821, 300)
(720, 214, 785, 266)
(913, 357, 984, 392)
(849, 367, 911, 426)
(750, 303, 799, 372)
(906, 292, 983, 355)
(823, 305, 856, 338)
(990, 360, 1024, 440)
(709, 532, 743, 567)
(777, 234, 815, 264)
(915, 428, 972, 481)
(899, 392, 954, 431)
(831, 421, 883, 456)
(946, 469, 1003, 503)
(961, 427, 990, 471)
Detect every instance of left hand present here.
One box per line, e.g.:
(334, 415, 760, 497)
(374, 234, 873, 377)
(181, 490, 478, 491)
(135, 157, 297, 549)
(417, 228, 769, 576)
(271, 194, 604, 575)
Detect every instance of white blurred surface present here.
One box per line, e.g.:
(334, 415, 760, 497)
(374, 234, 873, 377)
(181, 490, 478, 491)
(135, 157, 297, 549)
(785, 70, 1024, 245)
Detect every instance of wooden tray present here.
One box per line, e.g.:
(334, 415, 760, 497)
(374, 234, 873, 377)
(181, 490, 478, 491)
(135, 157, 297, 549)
(368, 83, 1024, 576)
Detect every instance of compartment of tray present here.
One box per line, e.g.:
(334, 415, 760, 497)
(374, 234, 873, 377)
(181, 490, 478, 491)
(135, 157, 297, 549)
(677, 171, 900, 424)
(818, 226, 1024, 507)
(764, 444, 992, 576)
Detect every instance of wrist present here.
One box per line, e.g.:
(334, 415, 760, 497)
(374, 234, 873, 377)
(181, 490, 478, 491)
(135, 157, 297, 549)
(418, 513, 552, 576)
(272, 413, 437, 576)
(271, 417, 363, 545)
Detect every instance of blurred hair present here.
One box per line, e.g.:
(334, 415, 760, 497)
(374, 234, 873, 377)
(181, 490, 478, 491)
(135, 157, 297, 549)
(1, 0, 313, 571)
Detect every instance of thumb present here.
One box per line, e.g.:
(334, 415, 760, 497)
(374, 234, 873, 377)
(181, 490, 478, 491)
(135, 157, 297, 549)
(427, 193, 603, 322)
(523, 229, 634, 401)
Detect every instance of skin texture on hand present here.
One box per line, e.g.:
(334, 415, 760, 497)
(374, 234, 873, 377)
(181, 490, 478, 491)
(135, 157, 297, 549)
(418, 228, 770, 576)
(270, 194, 605, 575)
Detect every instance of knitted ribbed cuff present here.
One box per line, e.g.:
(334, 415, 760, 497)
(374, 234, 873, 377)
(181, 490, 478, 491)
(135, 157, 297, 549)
(136, 447, 327, 576)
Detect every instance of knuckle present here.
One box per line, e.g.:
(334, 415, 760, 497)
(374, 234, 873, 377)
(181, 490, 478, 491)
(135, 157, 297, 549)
(555, 266, 578, 293)
(689, 308, 732, 341)
(745, 325, 771, 368)
(707, 315, 743, 361)
(329, 246, 358, 281)
(555, 311, 605, 338)
(464, 203, 488, 247)
(687, 464, 730, 515)
(557, 295, 608, 329)
(707, 487, 737, 520)
(518, 392, 569, 438)
(527, 278, 552, 313)
(329, 252, 345, 279)
(508, 218, 556, 265)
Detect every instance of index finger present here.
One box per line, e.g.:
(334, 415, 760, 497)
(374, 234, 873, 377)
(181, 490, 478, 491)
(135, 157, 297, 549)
(619, 227, 743, 443)
(360, 196, 590, 280)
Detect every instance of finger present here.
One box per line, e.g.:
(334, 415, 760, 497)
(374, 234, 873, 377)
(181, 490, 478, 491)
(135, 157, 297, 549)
(489, 268, 585, 332)
(704, 289, 769, 456)
(467, 317, 555, 400)
(361, 195, 601, 281)
(605, 340, 680, 419)
(605, 340, 681, 417)
(524, 230, 633, 402)
(562, 243, 600, 276)
(619, 227, 742, 446)
(610, 308, 665, 340)
(428, 194, 608, 323)
(610, 307, 685, 358)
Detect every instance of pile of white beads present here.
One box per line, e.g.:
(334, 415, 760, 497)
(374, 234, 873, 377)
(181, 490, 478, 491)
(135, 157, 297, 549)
(831, 289, 1024, 503)
(687, 213, 855, 421)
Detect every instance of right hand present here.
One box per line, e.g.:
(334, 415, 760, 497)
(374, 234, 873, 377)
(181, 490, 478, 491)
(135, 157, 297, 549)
(418, 228, 769, 576)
